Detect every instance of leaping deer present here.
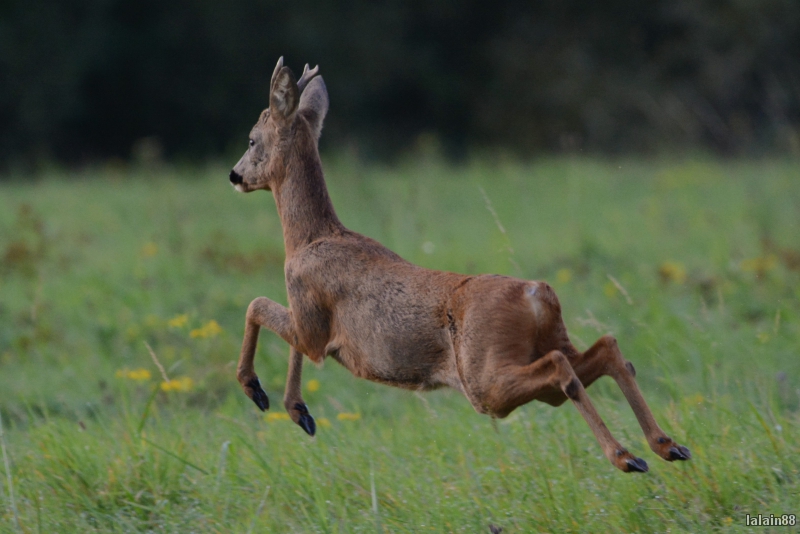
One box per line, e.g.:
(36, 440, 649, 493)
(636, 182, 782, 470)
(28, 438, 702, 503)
(229, 58, 691, 473)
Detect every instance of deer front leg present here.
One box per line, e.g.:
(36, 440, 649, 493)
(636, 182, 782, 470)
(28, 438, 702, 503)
(571, 335, 691, 462)
(237, 297, 295, 411)
(284, 347, 316, 436)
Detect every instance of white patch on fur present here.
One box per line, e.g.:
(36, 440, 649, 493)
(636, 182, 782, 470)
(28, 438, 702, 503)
(233, 183, 244, 193)
(525, 282, 544, 319)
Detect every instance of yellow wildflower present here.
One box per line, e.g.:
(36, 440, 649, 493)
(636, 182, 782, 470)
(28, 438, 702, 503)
(128, 369, 152, 381)
(160, 376, 194, 392)
(190, 320, 222, 338)
(167, 314, 189, 328)
(206, 320, 222, 335)
(306, 379, 320, 393)
(337, 412, 361, 421)
(141, 242, 158, 258)
(658, 261, 687, 284)
(741, 255, 777, 275)
(265, 412, 291, 422)
(125, 324, 141, 342)
(317, 417, 332, 428)
(556, 268, 572, 284)
(685, 393, 704, 405)
(603, 281, 618, 298)
(115, 368, 152, 381)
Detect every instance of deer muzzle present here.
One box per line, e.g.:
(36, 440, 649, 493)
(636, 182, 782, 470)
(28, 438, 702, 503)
(229, 169, 244, 185)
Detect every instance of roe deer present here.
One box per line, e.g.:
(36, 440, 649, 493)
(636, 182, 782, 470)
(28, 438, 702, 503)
(229, 57, 691, 473)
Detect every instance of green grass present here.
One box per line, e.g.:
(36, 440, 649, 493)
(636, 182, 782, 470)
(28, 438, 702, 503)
(0, 156, 799, 532)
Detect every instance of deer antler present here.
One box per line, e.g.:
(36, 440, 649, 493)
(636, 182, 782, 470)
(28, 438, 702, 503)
(271, 56, 284, 89)
(296, 64, 320, 93)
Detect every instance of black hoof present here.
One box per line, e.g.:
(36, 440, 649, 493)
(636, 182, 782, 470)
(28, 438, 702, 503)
(669, 445, 691, 461)
(626, 457, 649, 473)
(294, 403, 316, 436)
(247, 378, 269, 411)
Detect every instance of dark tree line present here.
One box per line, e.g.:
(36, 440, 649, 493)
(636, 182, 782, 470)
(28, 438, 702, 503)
(1, 0, 798, 166)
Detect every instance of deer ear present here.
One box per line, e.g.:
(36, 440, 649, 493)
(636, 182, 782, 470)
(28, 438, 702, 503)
(270, 66, 299, 124)
(298, 76, 329, 140)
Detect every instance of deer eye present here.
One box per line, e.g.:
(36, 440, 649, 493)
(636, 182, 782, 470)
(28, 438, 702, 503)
(249, 139, 255, 147)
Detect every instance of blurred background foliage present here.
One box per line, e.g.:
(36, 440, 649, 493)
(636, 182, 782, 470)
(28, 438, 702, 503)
(1, 0, 799, 167)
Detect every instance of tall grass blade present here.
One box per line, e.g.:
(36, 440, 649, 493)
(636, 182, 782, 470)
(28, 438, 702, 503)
(478, 186, 521, 275)
(247, 485, 270, 534)
(145, 341, 170, 382)
(0, 411, 21, 532)
(137, 384, 161, 435)
(216, 440, 231, 492)
(142, 438, 210, 474)
(371, 462, 383, 533)
(748, 401, 781, 456)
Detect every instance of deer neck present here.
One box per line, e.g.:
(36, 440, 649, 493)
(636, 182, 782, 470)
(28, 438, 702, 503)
(272, 151, 343, 257)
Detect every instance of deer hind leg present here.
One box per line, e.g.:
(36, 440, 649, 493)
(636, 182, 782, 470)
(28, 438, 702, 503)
(237, 297, 295, 412)
(483, 350, 649, 473)
(571, 335, 691, 462)
(283, 347, 316, 436)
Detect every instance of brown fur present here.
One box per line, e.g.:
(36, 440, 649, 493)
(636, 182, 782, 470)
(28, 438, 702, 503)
(229, 58, 691, 473)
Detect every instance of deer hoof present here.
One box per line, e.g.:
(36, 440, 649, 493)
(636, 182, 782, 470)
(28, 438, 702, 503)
(247, 378, 270, 411)
(294, 403, 316, 436)
(668, 445, 691, 461)
(624, 457, 649, 473)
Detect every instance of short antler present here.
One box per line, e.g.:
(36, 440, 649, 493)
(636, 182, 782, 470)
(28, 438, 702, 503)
(296, 64, 320, 93)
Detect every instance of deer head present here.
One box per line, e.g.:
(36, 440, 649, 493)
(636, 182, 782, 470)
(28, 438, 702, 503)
(229, 58, 329, 192)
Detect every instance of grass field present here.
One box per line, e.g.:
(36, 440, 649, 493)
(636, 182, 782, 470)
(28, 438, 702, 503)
(0, 156, 798, 532)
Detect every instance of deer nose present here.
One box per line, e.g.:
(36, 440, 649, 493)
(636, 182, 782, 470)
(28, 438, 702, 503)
(229, 170, 243, 184)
